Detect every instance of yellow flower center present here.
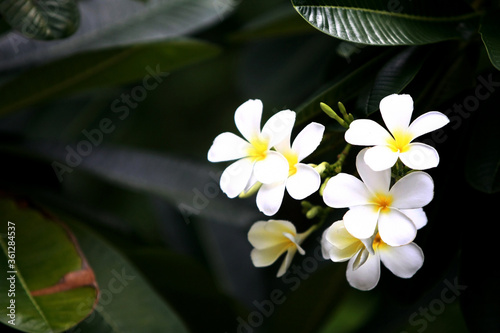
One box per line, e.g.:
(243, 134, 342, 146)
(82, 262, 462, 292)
(372, 233, 385, 250)
(386, 129, 412, 153)
(247, 136, 269, 161)
(283, 151, 299, 176)
(372, 193, 393, 213)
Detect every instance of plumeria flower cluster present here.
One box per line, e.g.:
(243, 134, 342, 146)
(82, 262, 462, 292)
(207, 94, 449, 289)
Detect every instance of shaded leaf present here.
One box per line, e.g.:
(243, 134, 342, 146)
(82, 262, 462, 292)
(0, 197, 98, 333)
(295, 49, 393, 125)
(0, 0, 80, 40)
(291, 0, 480, 45)
(479, 10, 500, 71)
(0, 0, 237, 71)
(0, 39, 220, 117)
(363, 46, 429, 115)
(56, 215, 191, 333)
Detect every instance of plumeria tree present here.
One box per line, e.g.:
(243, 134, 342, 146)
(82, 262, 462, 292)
(0, 1, 499, 333)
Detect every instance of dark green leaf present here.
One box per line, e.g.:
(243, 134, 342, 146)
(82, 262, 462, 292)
(0, 40, 220, 117)
(295, 49, 393, 124)
(479, 10, 500, 71)
(363, 46, 429, 115)
(291, 0, 480, 45)
(0, 0, 79, 40)
(60, 216, 191, 333)
(0, 198, 98, 333)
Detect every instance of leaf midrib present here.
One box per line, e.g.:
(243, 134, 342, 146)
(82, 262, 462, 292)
(295, 5, 482, 22)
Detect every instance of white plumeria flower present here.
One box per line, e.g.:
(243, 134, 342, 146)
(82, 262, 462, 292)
(248, 220, 315, 277)
(256, 122, 325, 216)
(322, 148, 433, 246)
(345, 94, 449, 171)
(322, 220, 424, 291)
(208, 99, 295, 198)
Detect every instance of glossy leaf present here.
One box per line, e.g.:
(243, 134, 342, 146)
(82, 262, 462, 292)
(0, 39, 220, 117)
(0, 0, 80, 40)
(57, 215, 191, 333)
(363, 46, 429, 115)
(291, 0, 480, 45)
(479, 10, 500, 71)
(0, 198, 98, 333)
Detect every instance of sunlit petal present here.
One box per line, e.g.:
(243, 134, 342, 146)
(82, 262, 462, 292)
(357, 148, 392, 192)
(345, 119, 392, 146)
(390, 171, 434, 209)
(379, 242, 424, 278)
(257, 181, 287, 216)
(291, 122, 325, 161)
(379, 94, 413, 134)
(207, 132, 251, 162)
(234, 99, 263, 142)
(261, 110, 296, 146)
(400, 208, 427, 229)
(408, 111, 449, 140)
(220, 158, 254, 198)
(253, 151, 289, 184)
(364, 145, 400, 172)
(286, 164, 320, 200)
(323, 173, 371, 208)
(343, 205, 379, 240)
(399, 143, 440, 170)
(378, 209, 417, 246)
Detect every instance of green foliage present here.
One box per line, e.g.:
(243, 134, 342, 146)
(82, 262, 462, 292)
(1, 0, 500, 332)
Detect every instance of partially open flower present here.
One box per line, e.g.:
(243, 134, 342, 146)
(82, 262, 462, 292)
(345, 94, 449, 171)
(322, 220, 424, 291)
(248, 220, 315, 277)
(208, 99, 295, 198)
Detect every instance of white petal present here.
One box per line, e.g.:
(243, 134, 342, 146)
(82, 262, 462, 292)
(408, 111, 449, 140)
(234, 99, 263, 142)
(321, 229, 334, 260)
(345, 119, 392, 146)
(343, 205, 379, 240)
(286, 164, 320, 200)
(379, 242, 424, 278)
(207, 132, 251, 162)
(390, 171, 434, 209)
(220, 158, 254, 198)
(399, 143, 440, 170)
(277, 247, 298, 277)
(351, 248, 370, 270)
(261, 110, 296, 147)
(248, 220, 296, 249)
(400, 208, 427, 229)
(363, 145, 400, 172)
(250, 244, 289, 267)
(346, 252, 381, 291)
(325, 220, 359, 250)
(291, 122, 325, 161)
(323, 173, 371, 208)
(379, 94, 414, 134)
(378, 209, 417, 246)
(357, 148, 392, 192)
(256, 181, 287, 216)
(253, 151, 289, 184)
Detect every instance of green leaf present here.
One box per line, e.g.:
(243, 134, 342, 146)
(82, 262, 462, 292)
(0, 198, 98, 333)
(291, 0, 480, 45)
(0, 39, 220, 117)
(295, 49, 393, 124)
(479, 10, 500, 71)
(58, 215, 191, 333)
(363, 46, 429, 115)
(0, 0, 80, 40)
